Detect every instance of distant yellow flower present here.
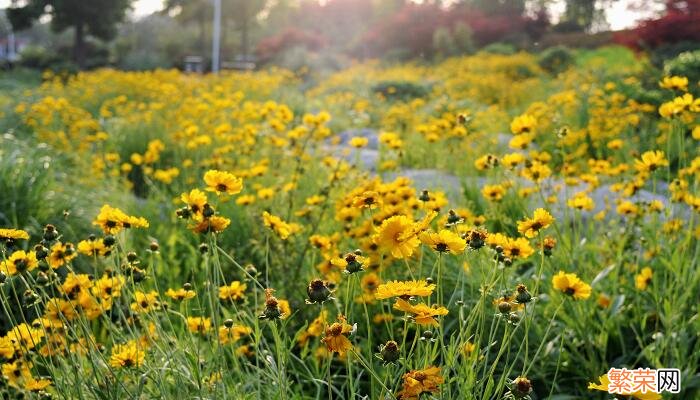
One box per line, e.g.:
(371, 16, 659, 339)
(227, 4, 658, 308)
(219, 281, 247, 301)
(552, 271, 591, 300)
(321, 315, 354, 355)
(510, 113, 536, 135)
(659, 76, 688, 91)
(616, 201, 639, 216)
(236, 194, 256, 205)
(352, 190, 382, 209)
(131, 290, 160, 313)
(635, 267, 653, 290)
(607, 139, 623, 150)
(419, 229, 466, 254)
(394, 299, 448, 326)
(92, 274, 125, 299)
(516, 208, 554, 238)
(375, 280, 436, 300)
(219, 325, 252, 345)
(461, 341, 477, 356)
(482, 184, 506, 201)
(191, 215, 230, 234)
(349, 137, 369, 148)
(398, 366, 444, 400)
(165, 287, 196, 301)
(501, 153, 525, 169)
(567, 192, 595, 211)
(203, 170, 243, 195)
(262, 211, 300, 239)
(187, 317, 212, 334)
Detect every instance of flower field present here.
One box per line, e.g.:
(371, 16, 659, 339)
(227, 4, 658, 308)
(0, 46, 699, 399)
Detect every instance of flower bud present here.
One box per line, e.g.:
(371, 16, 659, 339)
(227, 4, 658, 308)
(379, 340, 400, 364)
(306, 279, 332, 304)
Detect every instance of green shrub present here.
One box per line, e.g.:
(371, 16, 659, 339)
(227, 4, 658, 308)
(480, 42, 516, 55)
(538, 45, 575, 75)
(664, 49, 700, 86)
(371, 80, 429, 101)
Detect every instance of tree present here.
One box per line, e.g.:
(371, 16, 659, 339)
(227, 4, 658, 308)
(7, 0, 132, 68)
(559, 0, 618, 32)
(224, 0, 266, 58)
(163, 0, 211, 55)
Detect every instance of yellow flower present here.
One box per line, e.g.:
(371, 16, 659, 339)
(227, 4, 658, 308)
(1, 360, 51, 391)
(297, 310, 327, 346)
(48, 242, 77, 269)
(501, 153, 525, 168)
(131, 290, 160, 313)
(607, 139, 623, 150)
(398, 366, 444, 400)
(0, 228, 29, 241)
(109, 341, 145, 368)
(219, 281, 247, 301)
(634, 150, 668, 173)
(461, 341, 477, 356)
(181, 189, 208, 216)
(373, 215, 421, 258)
(419, 229, 466, 254)
(349, 137, 369, 148)
(635, 267, 653, 290)
(191, 215, 231, 234)
(552, 271, 591, 300)
(92, 274, 125, 299)
(61, 273, 93, 297)
(187, 317, 212, 334)
(375, 280, 436, 300)
(1, 250, 38, 276)
(659, 76, 688, 91)
(236, 194, 257, 205)
(262, 211, 300, 239)
(93, 205, 149, 234)
(482, 184, 506, 201)
(165, 287, 196, 301)
(616, 201, 639, 216)
(77, 238, 112, 257)
(488, 233, 534, 260)
(567, 192, 595, 211)
(6, 323, 44, 352)
(516, 208, 554, 238)
(393, 299, 448, 326)
(352, 190, 382, 209)
(203, 170, 243, 195)
(510, 113, 536, 135)
(219, 325, 252, 345)
(320, 315, 354, 355)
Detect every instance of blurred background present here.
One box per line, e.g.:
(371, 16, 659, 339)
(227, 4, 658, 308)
(0, 0, 697, 74)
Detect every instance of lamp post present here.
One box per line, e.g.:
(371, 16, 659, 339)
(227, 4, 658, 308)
(212, 0, 221, 73)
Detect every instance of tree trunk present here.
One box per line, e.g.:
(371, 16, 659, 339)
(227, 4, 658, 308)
(74, 23, 86, 69)
(198, 11, 206, 54)
(241, 1, 248, 57)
